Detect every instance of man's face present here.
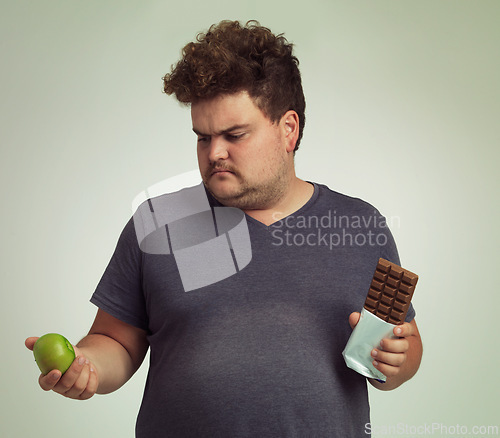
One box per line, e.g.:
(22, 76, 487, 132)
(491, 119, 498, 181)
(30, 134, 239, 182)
(192, 91, 293, 210)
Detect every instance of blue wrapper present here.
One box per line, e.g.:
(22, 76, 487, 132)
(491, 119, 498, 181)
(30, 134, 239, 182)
(342, 308, 396, 382)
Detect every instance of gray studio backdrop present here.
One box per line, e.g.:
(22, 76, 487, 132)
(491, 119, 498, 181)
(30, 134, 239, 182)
(2, 1, 499, 437)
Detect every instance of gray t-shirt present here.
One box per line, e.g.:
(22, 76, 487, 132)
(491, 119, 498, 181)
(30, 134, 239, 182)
(91, 182, 415, 437)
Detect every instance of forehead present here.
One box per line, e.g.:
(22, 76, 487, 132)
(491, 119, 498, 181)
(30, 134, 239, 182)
(191, 91, 271, 132)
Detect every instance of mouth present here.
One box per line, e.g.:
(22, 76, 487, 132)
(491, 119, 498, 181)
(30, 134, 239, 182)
(211, 168, 234, 176)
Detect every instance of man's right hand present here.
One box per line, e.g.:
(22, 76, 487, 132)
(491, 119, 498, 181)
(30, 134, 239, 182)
(25, 337, 98, 400)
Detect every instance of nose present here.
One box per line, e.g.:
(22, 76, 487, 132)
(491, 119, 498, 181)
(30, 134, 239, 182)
(208, 137, 229, 162)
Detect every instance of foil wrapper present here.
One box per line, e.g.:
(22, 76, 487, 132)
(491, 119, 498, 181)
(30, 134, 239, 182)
(342, 308, 397, 382)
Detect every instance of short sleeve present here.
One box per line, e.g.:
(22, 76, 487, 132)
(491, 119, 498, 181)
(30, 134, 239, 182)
(90, 218, 148, 331)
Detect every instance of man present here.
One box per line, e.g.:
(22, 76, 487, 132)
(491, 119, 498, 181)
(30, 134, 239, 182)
(26, 20, 422, 436)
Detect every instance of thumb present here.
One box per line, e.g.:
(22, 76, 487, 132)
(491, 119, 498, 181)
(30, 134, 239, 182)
(348, 312, 361, 330)
(25, 337, 39, 351)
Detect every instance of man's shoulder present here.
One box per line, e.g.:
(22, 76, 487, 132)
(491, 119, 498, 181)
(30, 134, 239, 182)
(312, 182, 381, 216)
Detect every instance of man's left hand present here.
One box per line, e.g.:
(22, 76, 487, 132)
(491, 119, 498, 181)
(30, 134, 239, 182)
(348, 312, 423, 390)
(370, 322, 414, 379)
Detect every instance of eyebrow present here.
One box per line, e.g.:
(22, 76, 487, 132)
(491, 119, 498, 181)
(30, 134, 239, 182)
(192, 124, 250, 137)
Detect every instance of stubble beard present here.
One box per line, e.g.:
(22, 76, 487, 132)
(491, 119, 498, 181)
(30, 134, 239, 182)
(203, 154, 290, 211)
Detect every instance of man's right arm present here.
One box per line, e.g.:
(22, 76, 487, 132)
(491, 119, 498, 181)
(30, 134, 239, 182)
(26, 309, 149, 400)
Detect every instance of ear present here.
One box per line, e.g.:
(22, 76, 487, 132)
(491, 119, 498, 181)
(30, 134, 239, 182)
(281, 110, 299, 153)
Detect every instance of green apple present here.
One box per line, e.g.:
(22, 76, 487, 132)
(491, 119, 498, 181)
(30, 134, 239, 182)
(33, 333, 76, 375)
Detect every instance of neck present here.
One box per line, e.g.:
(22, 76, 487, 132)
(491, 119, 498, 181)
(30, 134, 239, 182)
(243, 177, 314, 226)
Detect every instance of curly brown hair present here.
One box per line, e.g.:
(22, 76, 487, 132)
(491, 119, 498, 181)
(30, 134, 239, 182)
(163, 20, 306, 151)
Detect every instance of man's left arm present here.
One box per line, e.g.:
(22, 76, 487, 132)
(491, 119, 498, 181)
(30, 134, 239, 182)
(349, 313, 423, 391)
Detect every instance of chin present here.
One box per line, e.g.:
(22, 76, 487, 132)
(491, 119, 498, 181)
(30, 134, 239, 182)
(206, 184, 238, 203)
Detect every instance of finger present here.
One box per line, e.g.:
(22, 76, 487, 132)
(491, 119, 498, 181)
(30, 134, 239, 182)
(25, 337, 39, 351)
(72, 345, 82, 357)
(393, 322, 413, 338)
(64, 361, 91, 399)
(371, 348, 406, 367)
(39, 370, 62, 391)
(380, 337, 409, 354)
(78, 365, 99, 400)
(52, 356, 86, 395)
(349, 312, 360, 330)
(372, 359, 401, 378)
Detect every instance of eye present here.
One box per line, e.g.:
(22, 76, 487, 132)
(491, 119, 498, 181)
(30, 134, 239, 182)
(226, 133, 245, 142)
(197, 136, 210, 144)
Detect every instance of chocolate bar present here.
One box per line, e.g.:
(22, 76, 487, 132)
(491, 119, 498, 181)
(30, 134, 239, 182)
(363, 258, 418, 325)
